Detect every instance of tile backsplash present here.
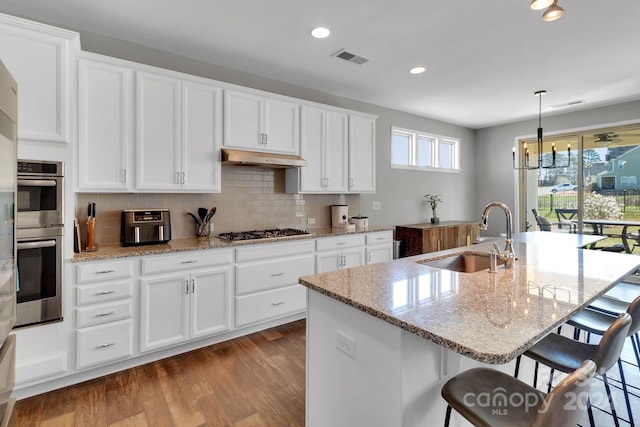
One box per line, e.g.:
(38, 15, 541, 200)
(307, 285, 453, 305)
(76, 165, 361, 244)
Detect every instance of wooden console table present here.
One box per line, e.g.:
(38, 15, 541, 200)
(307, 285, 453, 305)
(395, 220, 479, 257)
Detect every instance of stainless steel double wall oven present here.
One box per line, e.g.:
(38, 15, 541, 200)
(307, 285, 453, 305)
(16, 159, 64, 328)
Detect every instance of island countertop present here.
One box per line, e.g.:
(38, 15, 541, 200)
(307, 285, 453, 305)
(299, 231, 640, 364)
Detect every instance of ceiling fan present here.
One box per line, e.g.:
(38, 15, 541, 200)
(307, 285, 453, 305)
(592, 132, 622, 145)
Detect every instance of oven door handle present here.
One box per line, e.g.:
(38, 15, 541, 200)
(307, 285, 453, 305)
(17, 240, 57, 250)
(17, 179, 57, 187)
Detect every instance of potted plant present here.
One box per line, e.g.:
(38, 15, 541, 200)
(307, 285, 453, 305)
(424, 194, 442, 224)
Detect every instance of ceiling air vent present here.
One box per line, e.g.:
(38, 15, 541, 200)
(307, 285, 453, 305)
(332, 49, 369, 65)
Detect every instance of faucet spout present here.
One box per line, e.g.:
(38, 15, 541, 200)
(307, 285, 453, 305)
(478, 202, 515, 268)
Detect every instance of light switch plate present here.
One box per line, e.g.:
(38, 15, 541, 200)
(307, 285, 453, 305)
(372, 201, 381, 211)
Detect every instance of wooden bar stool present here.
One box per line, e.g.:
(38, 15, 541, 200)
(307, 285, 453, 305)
(566, 295, 640, 427)
(441, 359, 596, 427)
(515, 312, 631, 427)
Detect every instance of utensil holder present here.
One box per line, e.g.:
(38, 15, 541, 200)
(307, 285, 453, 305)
(196, 222, 211, 238)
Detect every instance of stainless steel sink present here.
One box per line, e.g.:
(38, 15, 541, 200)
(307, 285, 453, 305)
(417, 252, 503, 273)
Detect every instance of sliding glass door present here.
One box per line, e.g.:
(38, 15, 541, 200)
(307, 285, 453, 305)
(520, 124, 640, 253)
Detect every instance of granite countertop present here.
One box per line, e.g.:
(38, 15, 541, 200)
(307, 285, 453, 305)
(71, 225, 393, 262)
(299, 231, 640, 364)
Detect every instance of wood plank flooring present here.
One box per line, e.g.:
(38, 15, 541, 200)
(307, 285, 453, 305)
(14, 320, 306, 427)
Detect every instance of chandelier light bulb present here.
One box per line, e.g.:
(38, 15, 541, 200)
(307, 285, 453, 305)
(530, 0, 554, 11)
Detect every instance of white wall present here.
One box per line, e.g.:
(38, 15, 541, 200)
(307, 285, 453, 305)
(475, 100, 640, 236)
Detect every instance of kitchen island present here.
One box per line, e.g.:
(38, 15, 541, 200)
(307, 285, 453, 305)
(299, 232, 640, 427)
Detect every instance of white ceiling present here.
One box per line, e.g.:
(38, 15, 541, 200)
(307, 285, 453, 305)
(2, 0, 640, 129)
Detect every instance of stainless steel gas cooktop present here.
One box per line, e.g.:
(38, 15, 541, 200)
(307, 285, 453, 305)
(217, 228, 309, 241)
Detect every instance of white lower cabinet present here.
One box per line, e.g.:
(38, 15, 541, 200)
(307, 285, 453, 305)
(316, 234, 366, 274)
(365, 231, 394, 265)
(235, 240, 314, 327)
(75, 258, 135, 370)
(139, 250, 232, 353)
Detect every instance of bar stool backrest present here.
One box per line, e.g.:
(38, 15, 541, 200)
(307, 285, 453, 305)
(530, 360, 596, 427)
(626, 295, 640, 336)
(592, 312, 632, 372)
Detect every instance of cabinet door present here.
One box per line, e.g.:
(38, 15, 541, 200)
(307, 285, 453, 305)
(77, 58, 132, 191)
(324, 110, 349, 192)
(422, 228, 443, 253)
(366, 244, 393, 265)
(440, 227, 459, 250)
(135, 72, 181, 190)
(348, 115, 376, 193)
(189, 267, 231, 340)
(181, 80, 221, 192)
(139, 273, 189, 352)
(299, 106, 325, 192)
(263, 97, 299, 154)
(0, 17, 78, 143)
(316, 251, 342, 274)
(223, 90, 263, 149)
(342, 247, 365, 269)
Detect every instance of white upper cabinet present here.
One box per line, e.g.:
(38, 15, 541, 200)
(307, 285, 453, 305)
(287, 106, 348, 193)
(135, 71, 222, 192)
(223, 89, 300, 154)
(0, 13, 79, 143)
(348, 114, 376, 193)
(77, 55, 133, 191)
(287, 107, 376, 194)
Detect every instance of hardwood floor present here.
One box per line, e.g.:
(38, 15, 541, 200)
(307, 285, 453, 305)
(14, 320, 307, 427)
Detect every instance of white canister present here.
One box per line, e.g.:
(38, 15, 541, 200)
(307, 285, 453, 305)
(350, 216, 369, 230)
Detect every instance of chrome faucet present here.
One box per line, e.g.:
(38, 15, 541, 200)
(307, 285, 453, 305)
(478, 202, 515, 268)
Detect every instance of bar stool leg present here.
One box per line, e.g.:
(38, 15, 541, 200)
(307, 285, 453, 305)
(547, 368, 555, 394)
(444, 405, 452, 427)
(632, 333, 640, 371)
(587, 397, 596, 427)
(514, 355, 521, 378)
(533, 361, 539, 389)
(618, 359, 635, 427)
(602, 373, 621, 427)
(573, 326, 580, 340)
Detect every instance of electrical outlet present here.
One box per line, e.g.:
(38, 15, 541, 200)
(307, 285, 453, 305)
(295, 211, 304, 217)
(296, 199, 305, 206)
(307, 217, 316, 225)
(372, 201, 381, 211)
(336, 330, 356, 359)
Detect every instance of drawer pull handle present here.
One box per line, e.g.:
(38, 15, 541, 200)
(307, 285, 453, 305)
(95, 342, 116, 349)
(94, 290, 116, 296)
(376, 237, 385, 241)
(95, 311, 116, 318)
(271, 301, 285, 306)
(95, 269, 115, 274)
(337, 242, 347, 246)
(271, 272, 284, 277)
(181, 260, 199, 264)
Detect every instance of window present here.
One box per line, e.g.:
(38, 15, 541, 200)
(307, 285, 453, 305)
(391, 126, 460, 171)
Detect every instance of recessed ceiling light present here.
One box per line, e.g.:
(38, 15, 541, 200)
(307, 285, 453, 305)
(310, 27, 331, 39)
(409, 66, 426, 75)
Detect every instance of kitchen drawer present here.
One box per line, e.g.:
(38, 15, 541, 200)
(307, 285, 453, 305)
(76, 259, 135, 284)
(235, 240, 314, 263)
(236, 254, 314, 295)
(76, 280, 132, 306)
(141, 249, 233, 275)
(236, 285, 306, 327)
(316, 234, 365, 252)
(76, 300, 132, 328)
(0, 335, 15, 405)
(366, 231, 393, 245)
(76, 319, 133, 369)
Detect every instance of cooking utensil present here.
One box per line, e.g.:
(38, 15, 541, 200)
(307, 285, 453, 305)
(187, 212, 202, 226)
(198, 208, 208, 221)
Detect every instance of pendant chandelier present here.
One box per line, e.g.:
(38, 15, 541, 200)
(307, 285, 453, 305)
(513, 90, 571, 170)
(530, 0, 565, 22)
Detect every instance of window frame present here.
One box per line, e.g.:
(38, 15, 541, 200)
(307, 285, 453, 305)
(390, 126, 460, 172)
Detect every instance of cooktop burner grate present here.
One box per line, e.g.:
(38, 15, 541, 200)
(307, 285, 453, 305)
(217, 228, 309, 241)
